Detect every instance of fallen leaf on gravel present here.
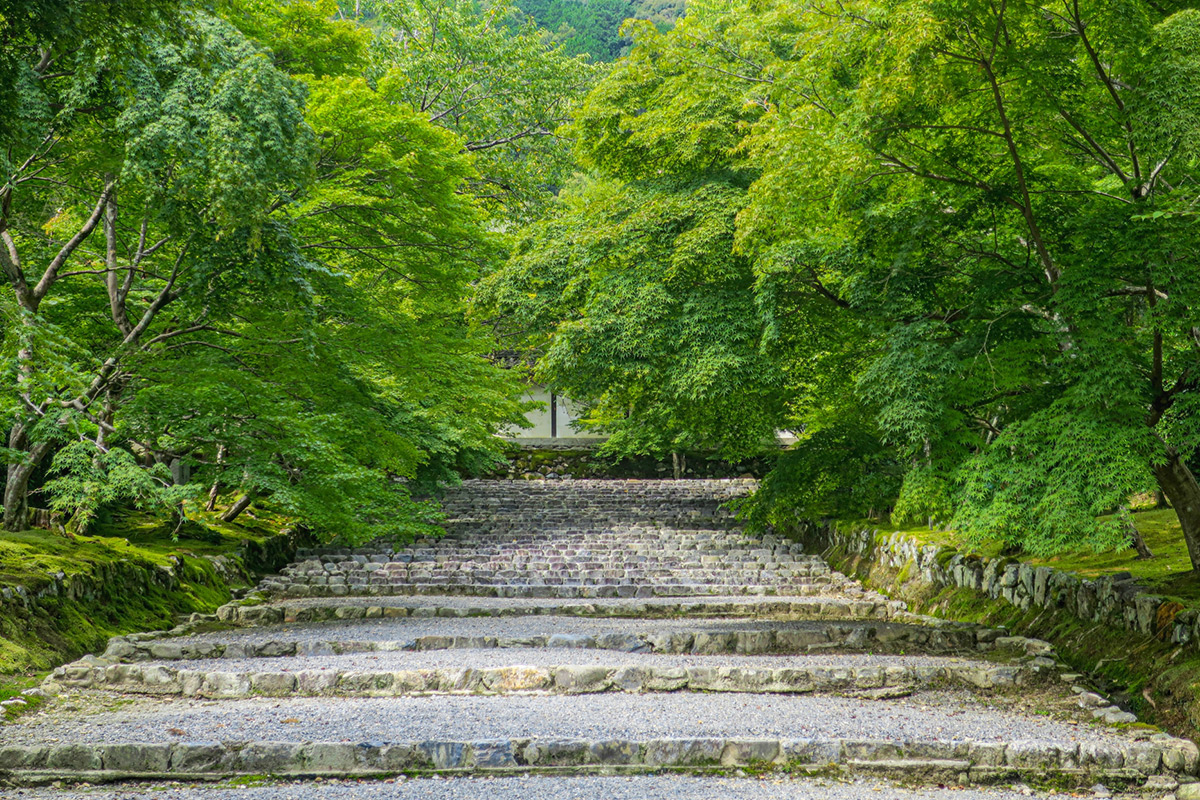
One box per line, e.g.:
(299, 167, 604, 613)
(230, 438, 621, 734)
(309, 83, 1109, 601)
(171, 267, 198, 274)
(281, 717, 301, 723)
(166, 728, 186, 736)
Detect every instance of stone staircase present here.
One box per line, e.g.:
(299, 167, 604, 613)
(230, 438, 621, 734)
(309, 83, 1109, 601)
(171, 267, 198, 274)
(263, 480, 843, 598)
(6, 479, 1199, 799)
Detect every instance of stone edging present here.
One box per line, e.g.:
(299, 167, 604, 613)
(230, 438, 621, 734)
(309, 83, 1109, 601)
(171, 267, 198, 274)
(102, 620, 986, 663)
(48, 659, 1028, 698)
(2, 734, 1196, 785)
(214, 597, 898, 626)
(797, 523, 1200, 652)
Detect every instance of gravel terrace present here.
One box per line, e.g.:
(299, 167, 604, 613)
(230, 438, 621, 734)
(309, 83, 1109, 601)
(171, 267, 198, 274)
(4, 691, 1121, 746)
(0, 775, 1105, 800)
(117, 647, 1002, 673)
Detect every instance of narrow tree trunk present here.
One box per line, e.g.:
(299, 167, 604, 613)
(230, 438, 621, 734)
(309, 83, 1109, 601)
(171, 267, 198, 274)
(1152, 448, 1200, 572)
(205, 444, 227, 512)
(206, 482, 221, 512)
(1119, 506, 1154, 560)
(1155, 490, 1169, 509)
(220, 492, 255, 523)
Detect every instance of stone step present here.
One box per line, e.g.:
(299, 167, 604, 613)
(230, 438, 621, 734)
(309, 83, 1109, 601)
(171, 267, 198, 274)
(262, 582, 843, 600)
(4, 692, 1194, 785)
(54, 649, 1029, 698)
(216, 595, 896, 626)
(101, 615, 990, 663)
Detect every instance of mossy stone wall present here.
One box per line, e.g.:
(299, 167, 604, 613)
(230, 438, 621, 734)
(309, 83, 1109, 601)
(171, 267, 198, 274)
(0, 529, 310, 673)
(796, 520, 1200, 737)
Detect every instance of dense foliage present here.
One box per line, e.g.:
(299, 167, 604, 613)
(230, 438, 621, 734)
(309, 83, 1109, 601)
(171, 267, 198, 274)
(515, 0, 685, 61)
(10, 0, 1200, 575)
(485, 0, 1200, 572)
(0, 0, 590, 542)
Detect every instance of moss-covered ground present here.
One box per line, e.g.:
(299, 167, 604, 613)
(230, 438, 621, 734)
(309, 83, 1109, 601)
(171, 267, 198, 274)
(0, 504, 297, 678)
(854, 507, 1199, 604)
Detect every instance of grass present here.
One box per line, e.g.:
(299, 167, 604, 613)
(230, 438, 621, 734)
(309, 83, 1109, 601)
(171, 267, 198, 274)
(848, 508, 1199, 605)
(0, 672, 47, 722)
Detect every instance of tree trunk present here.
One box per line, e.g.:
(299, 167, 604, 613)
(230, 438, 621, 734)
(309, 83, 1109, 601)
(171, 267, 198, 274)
(3, 463, 32, 532)
(3, 424, 54, 532)
(1152, 448, 1200, 571)
(220, 492, 255, 523)
(205, 444, 227, 512)
(1119, 506, 1154, 560)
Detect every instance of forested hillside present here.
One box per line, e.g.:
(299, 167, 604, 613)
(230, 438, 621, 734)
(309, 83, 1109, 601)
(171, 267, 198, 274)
(515, 0, 685, 60)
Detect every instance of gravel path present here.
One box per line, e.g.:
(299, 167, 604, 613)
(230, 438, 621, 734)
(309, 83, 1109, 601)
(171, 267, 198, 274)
(4, 691, 1119, 746)
(0, 775, 1106, 799)
(126, 648, 994, 673)
(167, 616, 906, 648)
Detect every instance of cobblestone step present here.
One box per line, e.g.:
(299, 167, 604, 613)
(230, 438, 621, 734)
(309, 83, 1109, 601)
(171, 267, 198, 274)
(101, 616, 992, 663)
(52, 654, 1029, 698)
(215, 596, 896, 626)
(3, 693, 1195, 786)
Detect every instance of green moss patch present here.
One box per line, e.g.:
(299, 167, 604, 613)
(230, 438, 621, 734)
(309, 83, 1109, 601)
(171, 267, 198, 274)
(0, 508, 301, 676)
(845, 508, 1197, 604)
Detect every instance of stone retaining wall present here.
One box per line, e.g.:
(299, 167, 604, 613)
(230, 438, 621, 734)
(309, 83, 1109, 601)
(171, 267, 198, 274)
(0, 528, 311, 676)
(795, 523, 1200, 653)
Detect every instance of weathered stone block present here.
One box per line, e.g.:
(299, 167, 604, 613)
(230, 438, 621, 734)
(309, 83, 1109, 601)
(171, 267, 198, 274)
(967, 742, 1007, 767)
(238, 742, 302, 773)
(1125, 742, 1163, 774)
(295, 669, 340, 695)
(547, 633, 595, 649)
(589, 740, 638, 764)
(0, 745, 48, 769)
(552, 665, 613, 693)
(1162, 738, 1200, 774)
(148, 642, 184, 660)
(379, 744, 423, 770)
(521, 739, 590, 766)
(169, 743, 232, 773)
(1078, 741, 1124, 770)
(202, 671, 250, 698)
(300, 742, 368, 772)
(721, 739, 780, 765)
(782, 739, 841, 765)
(470, 741, 517, 768)
(643, 738, 724, 766)
(46, 744, 102, 771)
(250, 672, 298, 696)
(102, 743, 171, 773)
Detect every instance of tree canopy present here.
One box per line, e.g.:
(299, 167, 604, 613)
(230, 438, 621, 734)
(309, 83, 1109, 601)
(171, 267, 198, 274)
(9, 0, 1200, 574)
(485, 0, 1200, 571)
(0, 0, 570, 541)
